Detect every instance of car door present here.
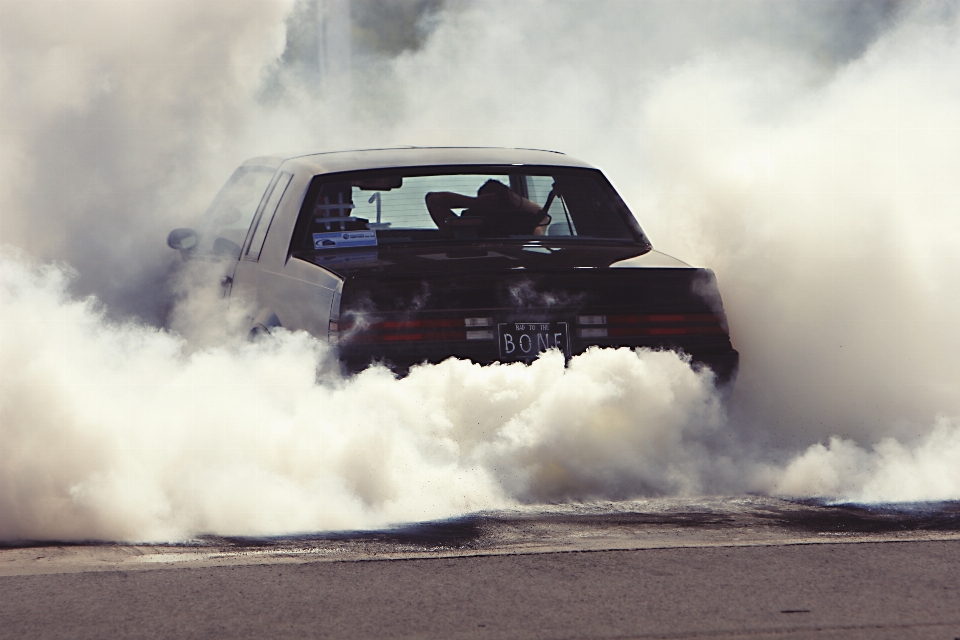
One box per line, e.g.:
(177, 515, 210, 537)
(190, 164, 279, 300)
(230, 166, 343, 339)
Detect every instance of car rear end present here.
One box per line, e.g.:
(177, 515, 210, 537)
(285, 151, 737, 384)
(330, 266, 737, 384)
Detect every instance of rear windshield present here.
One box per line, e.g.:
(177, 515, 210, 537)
(293, 166, 643, 250)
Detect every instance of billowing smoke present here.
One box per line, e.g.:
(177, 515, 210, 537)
(1, 251, 732, 540)
(775, 419, 960, 502)
(2, 0, 960, 542)
(0, 0, 293, 322)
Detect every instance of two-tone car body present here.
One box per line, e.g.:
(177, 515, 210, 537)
(168, 147, 738, 383)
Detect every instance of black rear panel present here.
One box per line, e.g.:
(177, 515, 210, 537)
(334, 267, 738, 383)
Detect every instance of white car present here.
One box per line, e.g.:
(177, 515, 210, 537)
(168, 147, 738, 381)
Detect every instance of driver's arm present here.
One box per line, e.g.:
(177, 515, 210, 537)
(425, 191, 497, 236)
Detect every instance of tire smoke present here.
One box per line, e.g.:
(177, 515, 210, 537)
(0, 252, 730, 541)
(2, 1, 960, 542)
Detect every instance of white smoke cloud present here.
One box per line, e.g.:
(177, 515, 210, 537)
(636, 5, 960, 450)
(2, 0, 960, 542)
(358, 0, 960, 449)
(776, 417, 960, 503)
(0, 252, 730, 541)
(0, 0, 295, 322)
(3, 246, 957, 543)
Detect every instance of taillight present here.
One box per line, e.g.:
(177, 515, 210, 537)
(576, 313, 725, 339)
(580, 328, 609, 338)
(577, 315, 608, 337)
(466, 330, 494, 340)
(465, 317, 493, 339)
(340, 316, 496, 343)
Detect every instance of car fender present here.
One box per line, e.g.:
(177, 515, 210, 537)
(243, 258, 341, 340)
(249, 309, 282, 338)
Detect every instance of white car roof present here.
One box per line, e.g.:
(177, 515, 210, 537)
(242, 147, 596, 175)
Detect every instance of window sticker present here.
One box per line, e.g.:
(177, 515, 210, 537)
(312, 230, 378, 250)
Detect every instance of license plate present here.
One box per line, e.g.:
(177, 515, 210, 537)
(497, 321, 570, 360)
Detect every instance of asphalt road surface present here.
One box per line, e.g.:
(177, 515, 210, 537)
(2, 498, 959, 639)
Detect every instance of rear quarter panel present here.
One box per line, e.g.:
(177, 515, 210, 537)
(231, 166, 341, 337)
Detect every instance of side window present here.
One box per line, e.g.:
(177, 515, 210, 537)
(199, 166, 276, 255)
(246, 171, 293, 260)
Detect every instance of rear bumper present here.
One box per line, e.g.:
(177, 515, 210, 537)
(339, 340, 739, 386)
(334, 266, 739, 385)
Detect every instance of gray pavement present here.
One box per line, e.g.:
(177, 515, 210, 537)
(2, 498, 960, 639)
(3, 541, 960, 639)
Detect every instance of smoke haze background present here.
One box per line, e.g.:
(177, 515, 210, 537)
(1, 0, 960, 541)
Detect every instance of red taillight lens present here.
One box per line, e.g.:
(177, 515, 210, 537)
(577, 313, 726, 339)
(341, 316, 495, 343)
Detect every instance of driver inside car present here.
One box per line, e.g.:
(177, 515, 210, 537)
(425, 179, 550, 238)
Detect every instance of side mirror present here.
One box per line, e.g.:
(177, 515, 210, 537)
(167, 228, 198, 251)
